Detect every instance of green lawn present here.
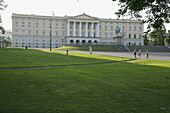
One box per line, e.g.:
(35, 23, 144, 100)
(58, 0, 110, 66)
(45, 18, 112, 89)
(55, 45, 120, 52)
(0, 48, 170, 113)
(0, 48, 132, 69)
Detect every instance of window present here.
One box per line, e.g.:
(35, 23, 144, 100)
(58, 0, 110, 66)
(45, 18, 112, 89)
(99, 25, 101, 30)
(70, 24, 72, 28)
(36, 30, 39, 36)
(56, 31, 58, 36)
(62, 24, 65, 29)
(36, 22, 39, 28)
(129, 26, 131, 31)
(70, 31, 72, 36)
(111, 26, 113, 30)
(82, 24, 84, 29)
(134, 42, 136, 45)
(28, 22, 31, 27)
(28, 30, 31, 36)
(22, 30, 25, 35)
(134, 26, 136, 31)
(62, 31, 65, 36)
(110, 33, 113, 37)
(134, 34, 136, 39)
(49, 23, 52, 28)
(104, 33, 107, 37)
(22, 22, 25, 27)
(76, 24, 78, 29)
(139, 34, 142, 39)
(139, 42, 141, 45)
(122, 26, 124, 31)
(99, 32, 102, 37)
(88, 25, 90, 29)
(56, 24, 58, 28)
(42, 30, 46, 36)
(88, 32, 90, 37)
(129, 34, 131, 38)
(104, 26, 107, 30)
(139, 26, 142, 31)
(43, 23, 46, 28)
(76, 32, 78, 36)
(15, 29, 18, 35)
(15, 21, 18, 27)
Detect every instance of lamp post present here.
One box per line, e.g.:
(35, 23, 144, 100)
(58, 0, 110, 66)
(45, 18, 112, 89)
(49, 11, 55, 51)
(121, 29, 126, 46)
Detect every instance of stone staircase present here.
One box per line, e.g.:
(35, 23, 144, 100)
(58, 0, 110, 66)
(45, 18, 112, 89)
(115, 45, 129, 52)
(127, 45, 170, 52)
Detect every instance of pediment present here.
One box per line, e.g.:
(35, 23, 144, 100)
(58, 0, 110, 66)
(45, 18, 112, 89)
(69, 13, 99, 20)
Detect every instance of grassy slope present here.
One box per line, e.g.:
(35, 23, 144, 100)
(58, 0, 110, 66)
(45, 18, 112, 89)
(56, 45, 119, 52)
(0, 59, 170, 113)
(0, 48, 132, 69)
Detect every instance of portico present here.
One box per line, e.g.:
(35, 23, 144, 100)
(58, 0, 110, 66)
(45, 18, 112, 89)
(67, 21, 100, 38)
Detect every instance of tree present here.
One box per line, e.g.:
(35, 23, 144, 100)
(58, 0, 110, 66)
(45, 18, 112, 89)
(112, 0, 170, 32)
(143, 33, 149, 45)
(0, 30, 12, 47)
(0, 0, 8, 47)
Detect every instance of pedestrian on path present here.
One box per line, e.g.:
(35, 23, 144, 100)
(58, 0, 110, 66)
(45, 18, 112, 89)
(146, 49, 149, 58)
(138, 50, 141, 58)
(89, 46, 92, 54)
(66, 50, 69, 55)
(133, 50, 137, 58)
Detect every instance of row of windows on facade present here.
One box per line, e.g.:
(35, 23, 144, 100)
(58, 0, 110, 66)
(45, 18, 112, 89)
(15, 45, 59, 48)
(15, 42, 59, 45)
(15, 39, 59, 42)
(15, 29, 142, 39)
(15, 21, 142, 31)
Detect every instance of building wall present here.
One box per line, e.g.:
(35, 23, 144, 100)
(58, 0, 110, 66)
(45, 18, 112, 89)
(12, 13, 144, 48)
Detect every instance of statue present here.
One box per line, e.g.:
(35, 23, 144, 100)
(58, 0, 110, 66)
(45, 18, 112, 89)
(115, 26, 121, 36)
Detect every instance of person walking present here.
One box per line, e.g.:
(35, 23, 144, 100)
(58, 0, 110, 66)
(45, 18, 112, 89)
(138, 50, 141, 58)
(146, 49, 149, 58)
(89, 46, 92, 54)
(133, 50, 137, 58)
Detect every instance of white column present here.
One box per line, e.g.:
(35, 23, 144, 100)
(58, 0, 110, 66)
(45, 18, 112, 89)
(79, 22, 82, 37)
(91, 22, 94, 37)
(85, 22, 88, 37)
(96, 23, 100, 37)
(67, 22, 70, 37)
(73, 21, 76, 37)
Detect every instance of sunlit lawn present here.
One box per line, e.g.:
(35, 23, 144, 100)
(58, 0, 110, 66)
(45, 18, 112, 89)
(0, 48, 132, 69)
(0, 48, 170, 113)
(55, 45, 120, 52)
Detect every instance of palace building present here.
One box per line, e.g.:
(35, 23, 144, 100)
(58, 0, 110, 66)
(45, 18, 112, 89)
(12, 13, 144, 48)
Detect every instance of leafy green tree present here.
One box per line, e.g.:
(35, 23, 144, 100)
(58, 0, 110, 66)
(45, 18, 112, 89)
(0, 0, 8, 47)
(112, 0, 170, 32)
(143, 33, 149, 45)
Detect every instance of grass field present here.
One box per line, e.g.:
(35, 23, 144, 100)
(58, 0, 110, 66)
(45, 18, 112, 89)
(55, 45, 120, 52)
(0, 48, 132, 69)
(0, 48, 170, 113)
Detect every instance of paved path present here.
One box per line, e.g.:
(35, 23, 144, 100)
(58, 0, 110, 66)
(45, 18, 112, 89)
(55, 50, 170, 61)
(0, 59, 136, 71)
(27, 48, 170, 61)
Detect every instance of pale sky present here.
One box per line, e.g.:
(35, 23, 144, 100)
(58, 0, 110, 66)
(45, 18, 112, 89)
(0, 0, 169, 32)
